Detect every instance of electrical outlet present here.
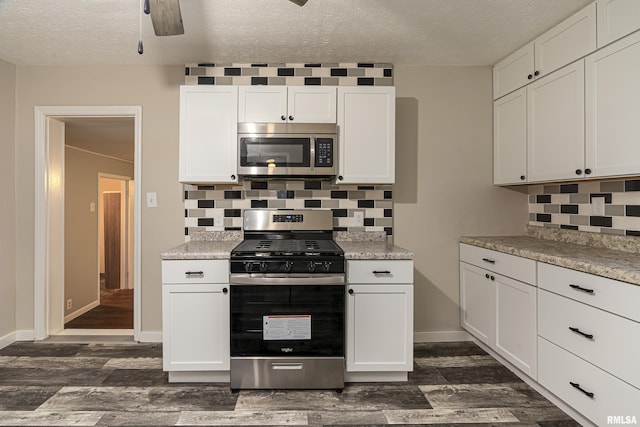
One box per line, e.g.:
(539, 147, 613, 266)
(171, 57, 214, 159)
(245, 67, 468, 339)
(213, 211, 224, 227)
(353, 211, 364, 226)
(592, 196, 605, 216)
(66, 299, 72, 310)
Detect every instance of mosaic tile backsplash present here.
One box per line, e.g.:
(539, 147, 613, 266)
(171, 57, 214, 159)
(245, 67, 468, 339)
(528, 179, 640, 236)
(183, 180, 393, 241)
(184, 63, 393, 86)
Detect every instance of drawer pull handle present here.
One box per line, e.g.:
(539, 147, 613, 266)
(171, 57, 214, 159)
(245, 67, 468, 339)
(570, 381, 594, 399)
(482, 258, 495, 264)
(185, 271, 204, 277)
(373, 270, 391, 275)
(569, 327, 594, 340)
(569, 284, 594, 294)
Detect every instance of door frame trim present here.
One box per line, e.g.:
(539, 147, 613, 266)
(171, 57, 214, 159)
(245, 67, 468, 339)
(34, 106, 142, 341)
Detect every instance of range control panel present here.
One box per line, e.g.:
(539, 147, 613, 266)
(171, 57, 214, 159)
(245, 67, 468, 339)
(273, 214, 304, 223)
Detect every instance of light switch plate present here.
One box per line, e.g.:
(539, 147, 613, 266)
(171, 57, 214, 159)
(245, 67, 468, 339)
(146, 192, 158, 208)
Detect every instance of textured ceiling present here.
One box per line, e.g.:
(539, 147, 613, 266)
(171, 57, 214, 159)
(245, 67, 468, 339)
(0, 0, 592, 66)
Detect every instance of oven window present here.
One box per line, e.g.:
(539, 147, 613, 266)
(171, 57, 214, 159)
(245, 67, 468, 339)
(240, 138, 310, 167)
(230, 284, 344, 357)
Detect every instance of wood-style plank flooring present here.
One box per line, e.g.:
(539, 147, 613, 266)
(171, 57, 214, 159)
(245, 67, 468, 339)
(65, 289, 133, 329)
(0, 341, 579, 426)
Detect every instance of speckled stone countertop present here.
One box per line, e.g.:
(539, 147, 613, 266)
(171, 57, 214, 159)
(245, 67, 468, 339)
(335, 232, 413, 260)
(460, 226, 640, 286)
(160, 231, 242, 260)
(161, 230, 413, 261)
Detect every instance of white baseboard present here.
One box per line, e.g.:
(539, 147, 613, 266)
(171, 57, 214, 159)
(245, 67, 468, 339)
(64, 300, 99, 323)
(414, 330, 472, 343)
(136, 331, 162, 343)
(0, 331, 16, 350)
(16, 330, 35, 341)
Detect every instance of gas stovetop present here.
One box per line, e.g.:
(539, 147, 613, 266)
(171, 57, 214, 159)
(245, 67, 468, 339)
(232, 238, 343, 257)
(231, 209, 345, 275)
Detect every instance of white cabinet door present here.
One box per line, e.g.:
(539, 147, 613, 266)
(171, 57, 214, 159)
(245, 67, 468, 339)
(162, 283, 230, 372)
(337, 86, 395, 184)
(534, 3, 596, 79)
(493, 88, 528, 184)
(238, 86, 288, 123)
(346, 283, 413, 372)
(459, 262, 495, 347)
(179, 86, 238, 183)
(287, 86, 336, 123)
(527, 61, 585, 182)
(493, 3, 596, 100)
(495, 274, 537, 378)
(238, 86, 336, 123)
(597, 0, 640, 48)
(586, 31, 640, 178)
(493, 43, 535, 100)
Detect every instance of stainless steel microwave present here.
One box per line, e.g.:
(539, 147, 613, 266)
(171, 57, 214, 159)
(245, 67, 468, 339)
(237, 123, 337, 178)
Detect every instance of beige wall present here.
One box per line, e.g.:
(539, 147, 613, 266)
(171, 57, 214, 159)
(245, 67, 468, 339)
(393, 66, 528, 337)
(13, 63, 529, 339)
(65, 147, 134, 317)
(0, 58, 16, 340)
(15, 66, 186, 335)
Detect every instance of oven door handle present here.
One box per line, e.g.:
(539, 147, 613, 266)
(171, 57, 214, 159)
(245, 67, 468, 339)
(229, 274, 345, 286)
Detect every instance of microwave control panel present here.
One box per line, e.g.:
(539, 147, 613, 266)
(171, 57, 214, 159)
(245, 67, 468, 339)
(315, 138, 334, 167)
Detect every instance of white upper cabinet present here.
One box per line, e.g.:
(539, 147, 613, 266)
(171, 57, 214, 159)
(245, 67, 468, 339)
(597, 0, 640, 48)
(179, 85, 238, 184)
(527, 61, 585, 182)
(337, 86, 395, 184)
(586, 31, 640, 178)
(493, 3, 596, 99)
(238, 86, 336, 123)
(493, 88, 527, 185)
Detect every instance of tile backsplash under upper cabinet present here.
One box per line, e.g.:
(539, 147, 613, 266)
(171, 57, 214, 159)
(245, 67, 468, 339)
(182, 62, 395, 241)
(528, 179, 640, 236)
(184, 180, 393, 240)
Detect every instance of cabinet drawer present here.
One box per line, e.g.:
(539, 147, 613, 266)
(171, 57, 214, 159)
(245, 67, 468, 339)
(538, 262, 640, 323)
(538, 337, 640, 426)
(459, 244, 535, 284)
(347, 260, 413, 284)
(162, 260, 229, 284)
(538, 289, 640, 389)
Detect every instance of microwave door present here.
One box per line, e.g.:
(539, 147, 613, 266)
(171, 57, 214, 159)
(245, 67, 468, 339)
(239, 137, 311, 175)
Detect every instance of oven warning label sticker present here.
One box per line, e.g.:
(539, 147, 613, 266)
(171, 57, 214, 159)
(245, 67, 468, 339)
(263, 315, 311, 340)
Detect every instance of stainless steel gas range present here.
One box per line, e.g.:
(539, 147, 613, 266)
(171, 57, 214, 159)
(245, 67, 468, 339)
(229, 209, 345, 391)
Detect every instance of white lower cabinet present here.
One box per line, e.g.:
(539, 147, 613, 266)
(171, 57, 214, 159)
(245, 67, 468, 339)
(539, 337, 640, 427)
(346, 260, 413, 379)
(494, 274, 537, 378)
(162, 260, 230, 381)
(459, 244, 537, 378)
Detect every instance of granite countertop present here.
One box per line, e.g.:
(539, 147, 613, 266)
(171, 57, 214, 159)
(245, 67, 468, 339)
(161, 230, 413, 261)
(460, 227, 640, 286)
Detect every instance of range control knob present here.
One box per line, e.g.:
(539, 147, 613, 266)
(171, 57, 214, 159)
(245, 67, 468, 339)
(323, 261, 331, 272)
(260, 262, 268, 272)
(284, 261, 293, 273)
(307, 261, 316, 272)
(243, 262, 253, 273)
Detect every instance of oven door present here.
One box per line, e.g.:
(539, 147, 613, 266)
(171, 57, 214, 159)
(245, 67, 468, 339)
(229, 277, 345, 358)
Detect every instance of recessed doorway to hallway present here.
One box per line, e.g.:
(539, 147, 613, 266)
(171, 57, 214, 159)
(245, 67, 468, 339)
(60, 118, 135, 332)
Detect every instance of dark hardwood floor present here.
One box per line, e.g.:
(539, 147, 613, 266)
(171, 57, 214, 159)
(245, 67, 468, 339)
(64, 289, 133, 329)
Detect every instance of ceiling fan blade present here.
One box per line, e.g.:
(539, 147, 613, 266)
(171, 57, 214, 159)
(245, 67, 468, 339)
(149, 0, 184, 36)
(289, 0, 309, 6)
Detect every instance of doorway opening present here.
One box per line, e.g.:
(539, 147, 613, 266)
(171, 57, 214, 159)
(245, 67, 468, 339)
(34, 106, 142, 341)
